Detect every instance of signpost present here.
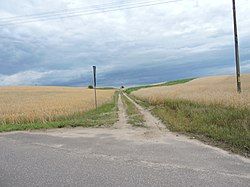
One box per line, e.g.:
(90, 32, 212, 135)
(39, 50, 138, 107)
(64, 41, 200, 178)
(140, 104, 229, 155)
(93, 66, 97, 109)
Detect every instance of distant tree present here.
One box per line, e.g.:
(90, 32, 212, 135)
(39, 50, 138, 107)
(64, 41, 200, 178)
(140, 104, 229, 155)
(121, 86, 125, 89)
(88, 85, 93, 89)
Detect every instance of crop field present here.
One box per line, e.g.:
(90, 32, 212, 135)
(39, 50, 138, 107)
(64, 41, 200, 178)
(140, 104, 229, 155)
(0, 86, 115, 125)
(133, 74, 250, 108)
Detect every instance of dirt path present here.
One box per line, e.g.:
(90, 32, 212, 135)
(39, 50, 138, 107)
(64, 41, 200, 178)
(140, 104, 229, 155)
(113, 92, 168, 139)
(116, 92, 170, 139)
(123, 93, 166, 130)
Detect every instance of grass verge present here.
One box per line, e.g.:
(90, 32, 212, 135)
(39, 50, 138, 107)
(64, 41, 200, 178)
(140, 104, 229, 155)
(0, 92, 119, 133)
(121, 93, 145, 127)
(125, 78, 194, 94)
(134, 97, 250, 156)
(96, 87, 115, 90)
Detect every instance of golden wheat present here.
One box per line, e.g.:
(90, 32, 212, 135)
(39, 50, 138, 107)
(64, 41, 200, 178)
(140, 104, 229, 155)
(133, 74, 250, 108)
(0, 86, 115, 124)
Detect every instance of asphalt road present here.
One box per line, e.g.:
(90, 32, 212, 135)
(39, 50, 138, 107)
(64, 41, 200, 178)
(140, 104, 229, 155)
(0, 127, 249, 187)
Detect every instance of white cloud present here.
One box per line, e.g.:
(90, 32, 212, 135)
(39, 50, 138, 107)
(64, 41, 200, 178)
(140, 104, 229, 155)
(242, 60, 250, 72)
(0, 71, 45, 86)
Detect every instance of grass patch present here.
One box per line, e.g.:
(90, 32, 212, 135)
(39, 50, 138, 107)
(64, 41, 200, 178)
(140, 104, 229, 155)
(125, 78, 194, 94)
(0, 92, 119, 133)
(121, 93, 145, 127)
(136, 97, 250, 156)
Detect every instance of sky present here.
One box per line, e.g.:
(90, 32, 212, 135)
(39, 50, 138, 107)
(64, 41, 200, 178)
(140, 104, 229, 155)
(0, 0, 249, 87)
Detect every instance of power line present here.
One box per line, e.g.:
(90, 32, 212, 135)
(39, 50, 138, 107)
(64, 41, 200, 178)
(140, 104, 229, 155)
(0, 0, 180, 25)
(0, 0, 163, 21)
(0, 0, 182, 27)
(0, 1, 124, 21)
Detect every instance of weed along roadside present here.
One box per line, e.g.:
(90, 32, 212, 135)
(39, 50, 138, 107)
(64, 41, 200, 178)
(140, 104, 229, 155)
(0, 90, 119, 133)
(127, 76, 250, 157)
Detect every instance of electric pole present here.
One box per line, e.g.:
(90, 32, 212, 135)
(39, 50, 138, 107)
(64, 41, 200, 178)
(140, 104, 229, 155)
(232, 0, 241, 93)
(93, 66, 97, 109)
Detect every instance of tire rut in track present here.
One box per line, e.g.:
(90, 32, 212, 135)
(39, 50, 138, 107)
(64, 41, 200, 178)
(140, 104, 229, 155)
(114, 93, 130, 129)
(123, 93, 166, 131)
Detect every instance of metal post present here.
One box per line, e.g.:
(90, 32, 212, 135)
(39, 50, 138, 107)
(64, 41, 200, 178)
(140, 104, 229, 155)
(232, 0, 241, 93)
(93, 66, 97, 109)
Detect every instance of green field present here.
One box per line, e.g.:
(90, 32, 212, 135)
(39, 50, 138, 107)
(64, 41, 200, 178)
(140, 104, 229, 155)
(125, 78, 194, 94)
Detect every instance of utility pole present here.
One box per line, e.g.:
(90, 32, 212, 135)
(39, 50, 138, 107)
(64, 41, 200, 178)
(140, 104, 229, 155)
(93, 66, 97, 109)
(232, 0, 241, 93)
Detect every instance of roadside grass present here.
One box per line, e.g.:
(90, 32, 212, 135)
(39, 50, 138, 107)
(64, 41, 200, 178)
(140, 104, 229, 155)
(134, 97, 250, 156)
(0, 92, 119, 133)
(121, 93, 145, 127)
(125, 78, 194, 94)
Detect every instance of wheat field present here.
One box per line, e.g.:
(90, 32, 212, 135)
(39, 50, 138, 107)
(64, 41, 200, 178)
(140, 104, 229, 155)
(0, 86, 115, 124)
(133, 74, 250, 108)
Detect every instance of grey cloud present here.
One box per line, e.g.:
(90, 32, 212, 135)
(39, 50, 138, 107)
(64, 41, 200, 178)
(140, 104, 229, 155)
(0, 0, 249, 86)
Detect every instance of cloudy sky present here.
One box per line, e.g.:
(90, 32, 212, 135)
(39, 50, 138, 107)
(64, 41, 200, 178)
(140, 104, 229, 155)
(0, 0, 249, 87)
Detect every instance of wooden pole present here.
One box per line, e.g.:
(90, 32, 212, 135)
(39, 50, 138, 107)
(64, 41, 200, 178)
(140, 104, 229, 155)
(232, 0, 241, 93)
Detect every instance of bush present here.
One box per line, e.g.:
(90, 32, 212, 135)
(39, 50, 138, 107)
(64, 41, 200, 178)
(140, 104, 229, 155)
(88, 85, 93, 89)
